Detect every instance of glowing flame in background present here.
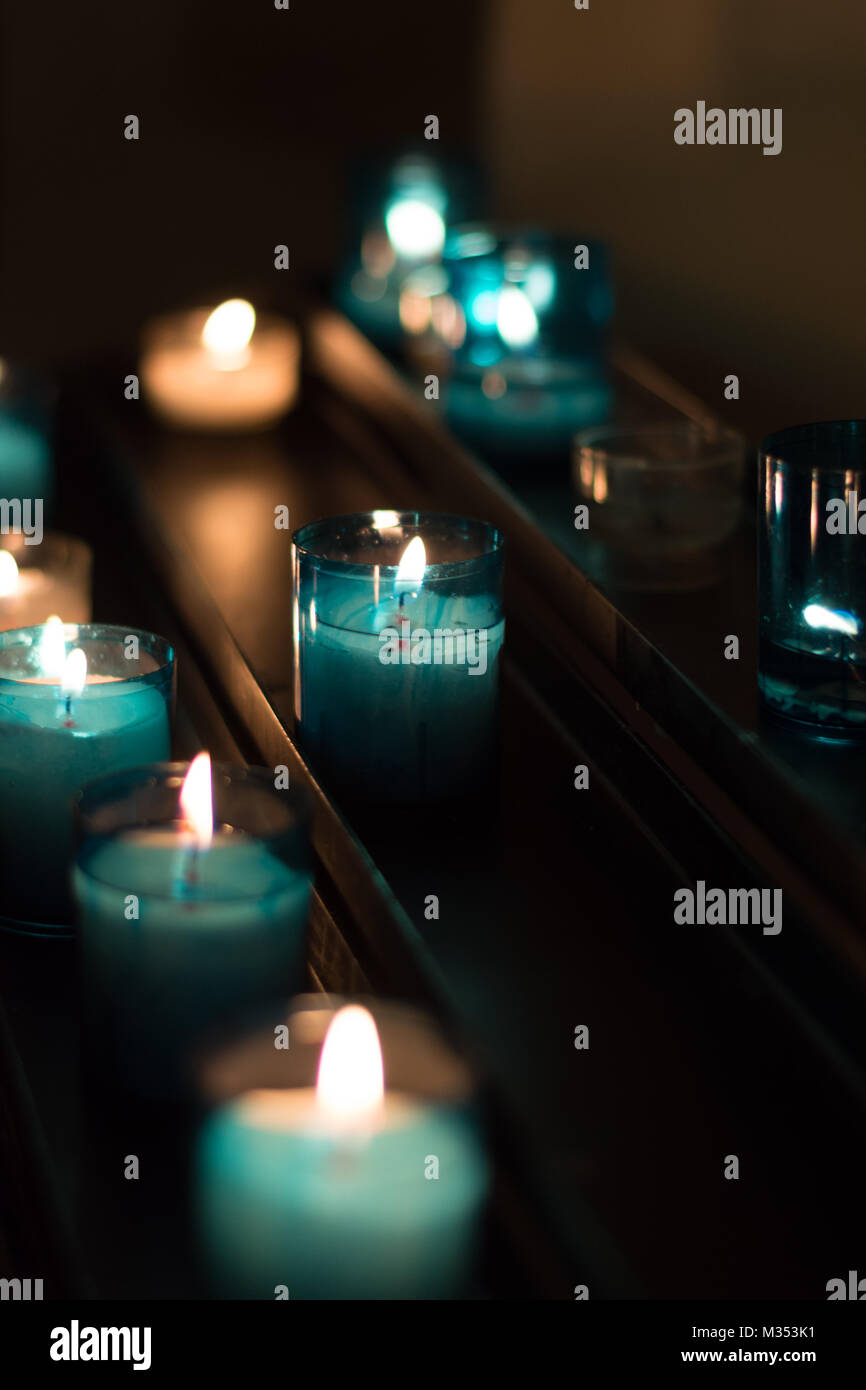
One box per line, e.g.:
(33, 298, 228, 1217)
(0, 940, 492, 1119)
(496, 286, 539, 349)
(385, 199, 446, 261)
(39, 616, 67, 680)
(202, 299, 256, 369)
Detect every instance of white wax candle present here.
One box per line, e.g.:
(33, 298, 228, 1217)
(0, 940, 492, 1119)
(141, 299, 299, 431)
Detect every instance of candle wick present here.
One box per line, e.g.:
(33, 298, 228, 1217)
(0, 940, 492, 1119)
(180, 844, 200, 898)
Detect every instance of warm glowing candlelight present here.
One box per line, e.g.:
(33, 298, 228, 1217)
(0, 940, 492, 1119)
(0, 551, 18, 596)
(196, 996, 490, 1299)
(315, 1005, 385, 1136)
(141, 299, 299, 431)
(39, 616, 67, 680)
(60, 647, 87, 699)
(0, 537, 92, 633)
(180, 751, 214, 850)
(201, 299, 256, 370)
(394, 535, 426, 604)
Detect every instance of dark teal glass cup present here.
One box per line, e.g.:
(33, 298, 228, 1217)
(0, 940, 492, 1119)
(292, 511, 504, 806)
(759, 421, 866, 736)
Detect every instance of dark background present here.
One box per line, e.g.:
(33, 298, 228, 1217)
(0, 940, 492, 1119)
(2, 0, 864, 437)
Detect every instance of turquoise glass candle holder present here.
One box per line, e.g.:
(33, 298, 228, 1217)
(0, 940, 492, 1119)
(0, 623, 174, 933)
(0, 362, 55, 512)
(759, 420, 866, 736)
(196, 996, 489, 1299)
(292, 511, 504, 807)
(404, 226, 613, 454)
(334, 152, 479, 351)
(73, 763, 312, 1100)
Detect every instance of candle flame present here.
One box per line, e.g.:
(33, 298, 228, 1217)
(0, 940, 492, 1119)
(40, 616, 67, 679)
(202, 299, 256, 361)
(316, 1005, 385, 1133)
(395, 535, 426, 589)
(0, 551, 19, 597)
(180, 751, 214, 850)
(496, 285, 539, 348)
(60, 647, 87, 699)
(384, 199, 445, 260)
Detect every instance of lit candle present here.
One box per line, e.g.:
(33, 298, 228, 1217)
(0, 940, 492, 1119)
(292, 512, 504, 805)
(140, 298, 299, 431)
(73, 756, 311, 1098)
(335, 153, 476, 351)
(197, 1005, 489, 1299)
(404, 227, 613, 454)
(0, 623, 174, 931)
(0, 534, 92, 630)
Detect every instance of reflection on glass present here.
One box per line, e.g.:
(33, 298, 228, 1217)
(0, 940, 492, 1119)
(758, 420, 866, 735)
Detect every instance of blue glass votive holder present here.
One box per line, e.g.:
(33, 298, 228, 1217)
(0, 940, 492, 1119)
(292, 511, 504, 807)
(73, 763, 312, 1100)
(403, 226, 613, 455)
(759, 420, 866, 736)
(0, 361, 55, 513)
(0, 623, 175, 934)
(334, 152, 479, 352)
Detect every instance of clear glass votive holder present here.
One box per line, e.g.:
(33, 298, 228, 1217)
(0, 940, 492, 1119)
(73, 763, 312, 1100)
(403, 226, 613, 454)
(195, 995, 489, 1300)
(334, 151, 480, 352)
(759, 420, 866, 736)
(573, 422, 746, 590)
(0, 532, 92, 630)
(292, 511, 504, 807)
(0, 624, 175, 933)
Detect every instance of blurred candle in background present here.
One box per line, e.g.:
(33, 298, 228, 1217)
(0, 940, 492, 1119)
(293, 511, 504, 807)
(334, 152, 481, 351)
(0, 533, 92, 630)
(141, 298, 300, 431)
(0, 623, 174, 931)
(197, 1003, 489, 1299)
(0, 359, 55, 511)
(74, 757, 311, 1099)
(402, 227, 614, 457)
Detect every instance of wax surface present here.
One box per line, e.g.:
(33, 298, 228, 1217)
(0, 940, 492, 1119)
(76, 830, 311, 1097)
(197, 1087, 488, 1299)
(0, 680, 170, 925)
(297, 578, 503, 803)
